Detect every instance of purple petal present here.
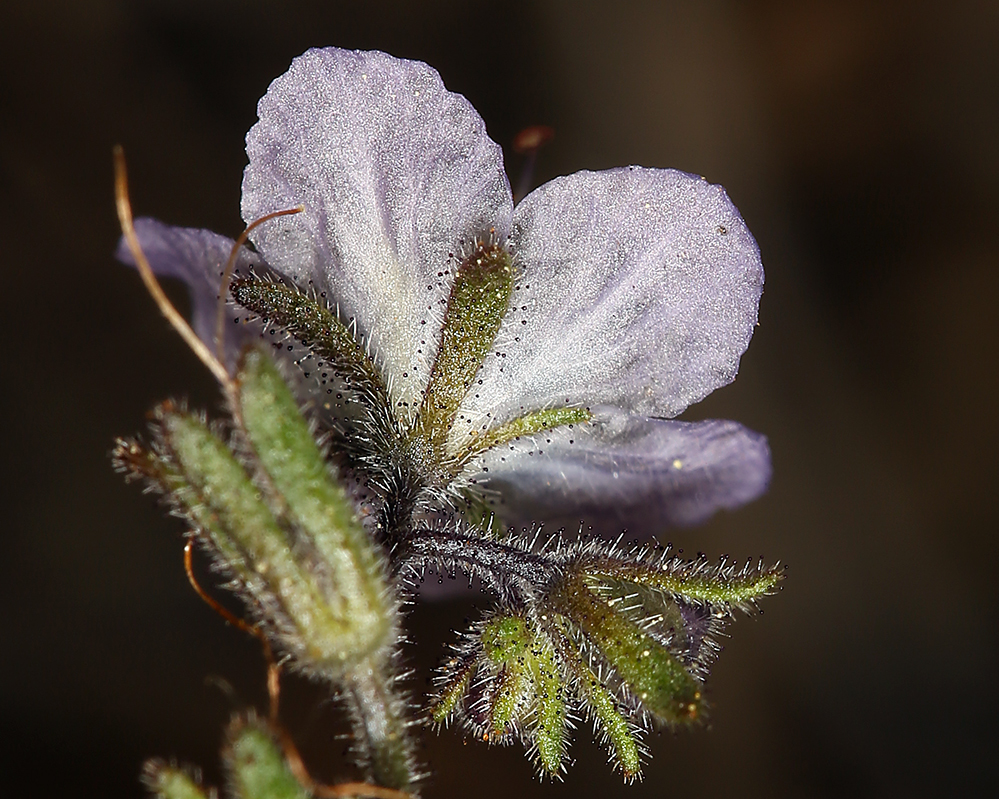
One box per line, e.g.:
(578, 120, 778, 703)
(471, 408, 771, 535)
(241, 48, 514, 417)
(115, 218, 263, 367)
(461, 167, 762, 427)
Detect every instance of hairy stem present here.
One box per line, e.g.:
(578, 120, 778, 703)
(400, 530, 560, 606)
(344, 664, 417, 793)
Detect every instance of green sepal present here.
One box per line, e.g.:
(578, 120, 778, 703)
(141, 760, 210, 799)
(226, 715, 311, 799)
(436, 613, 568, 778)
(549, 628, 643, 780)
(523, 633, 566, 777)
(582, 577, 723, 675)
(430, 656, 475, 725)
(481, 615, 533, 736)
(155, 407, 305, 598)
(553, 573, 703, 725)
(448, 405, 592, 477)
(230, 277, 389, 410)
(412, 242, 513, 462)
(586, 551, 784, 611)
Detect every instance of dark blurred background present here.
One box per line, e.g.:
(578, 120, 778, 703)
(2, 1, 996, 797)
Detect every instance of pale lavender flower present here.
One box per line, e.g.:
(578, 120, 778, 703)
(118, 47, 769, 537)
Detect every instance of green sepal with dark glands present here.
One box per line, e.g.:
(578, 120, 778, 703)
(409, 527, 785, 778)
(228, 263, 595, 539)
(480, 614, 566, 772)
(481, 616, 533, 736)
(521, 630, 566, 776)
(141, 760, 210, 799)
(225, 715, 312, 799)
(446, 405, 592, 481)
(230, 276, 389, 410)
(411, 242, 513, 463)
(546, 621, 644, 780)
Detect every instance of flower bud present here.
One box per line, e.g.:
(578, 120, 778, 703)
(114, 347, 395, 680)
(225, 715, 311, 799)
(141, 761, 209, 799)
(142, 715, 310, 799)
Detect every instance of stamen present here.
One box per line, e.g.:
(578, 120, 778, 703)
(512, 125, 555, 203)
(113, 146, 231, 388)
(215, 205, 304, 363)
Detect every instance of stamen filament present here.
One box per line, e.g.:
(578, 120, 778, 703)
(215, 205, 304, 363)
(113, 146, 231, 388)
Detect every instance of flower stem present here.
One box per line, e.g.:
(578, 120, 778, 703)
(344, 663, 418, 793)
(401, 530, 559, 606)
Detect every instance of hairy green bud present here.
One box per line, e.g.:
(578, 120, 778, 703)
(141, 761, 210, 799)
(226, 716, 312, 799)
(432, 612, 568, 779)
(114, 348, 396, 680)
(235, 347, 395, 671)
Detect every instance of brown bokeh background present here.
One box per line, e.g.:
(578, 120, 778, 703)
(2, 2, 996, 797)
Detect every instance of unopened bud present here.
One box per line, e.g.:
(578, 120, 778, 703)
(114, 347, 395, 679)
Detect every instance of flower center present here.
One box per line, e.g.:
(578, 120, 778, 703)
(230, 244, 591, 511)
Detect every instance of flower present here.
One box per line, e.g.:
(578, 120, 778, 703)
(118, 47, 769, 539)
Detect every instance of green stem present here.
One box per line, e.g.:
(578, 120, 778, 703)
(345, 663, 418, 793)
